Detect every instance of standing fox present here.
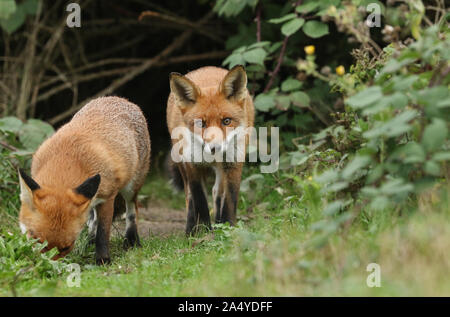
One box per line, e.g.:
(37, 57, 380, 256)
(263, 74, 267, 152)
(167, 65, 254, 234)
(18, 96, 150, 264)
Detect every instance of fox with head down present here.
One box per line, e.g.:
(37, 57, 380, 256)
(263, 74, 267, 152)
(18, 96, 150, 264)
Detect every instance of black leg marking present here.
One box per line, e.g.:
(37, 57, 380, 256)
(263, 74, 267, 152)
(123, 213, 141, 249)
(216, 183, 238, 225)
(186, 181, 211, 235)
(214, 195, 223, 223)
(95, 223, 110, 265)
(186, 198, 196, 235)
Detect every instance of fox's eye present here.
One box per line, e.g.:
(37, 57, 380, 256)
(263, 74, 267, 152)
(194, 119, 205, 128)
(222, 118, 232, 126)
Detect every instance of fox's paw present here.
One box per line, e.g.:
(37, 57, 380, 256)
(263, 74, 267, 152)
(123, 229, 141, 249)
(95, 255, 111, 265)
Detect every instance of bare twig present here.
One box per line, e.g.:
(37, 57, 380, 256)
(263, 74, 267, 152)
(255, 2, 262, 42)
(139, 10, 223, 43)
(0, 140, 18, 152)
(263, 36, 289, 93)
(48, 11, 216, 125)
(263, 0, 303, 93)
(37, 51, 228, 103)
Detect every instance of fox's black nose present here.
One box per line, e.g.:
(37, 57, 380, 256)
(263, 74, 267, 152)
(209, 144, 221, 155)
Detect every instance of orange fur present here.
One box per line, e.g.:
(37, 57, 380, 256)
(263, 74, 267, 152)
(19, 96, 150, 260)
(167, 66, 254, 233)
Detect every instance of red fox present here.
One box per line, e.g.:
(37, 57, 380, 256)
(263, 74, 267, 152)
(167, 65, 254, 234)
(18, 96, 151, 264)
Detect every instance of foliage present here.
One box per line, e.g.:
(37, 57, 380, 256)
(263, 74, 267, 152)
(291, 25, 449, 212)
(0, 0, 449, 296)
(0, 0, 40, 34)
(1, 172, 449, 296)
(0, 116, 54, 219)
(224, 0, 449, 241)
(0, 230, 68, 294)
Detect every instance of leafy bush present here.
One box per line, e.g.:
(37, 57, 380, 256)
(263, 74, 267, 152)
(0, 116, 54, 220)
(294, 25, 450, 210)
(234, 0, 449, 243)
(0, 230, 68, 295)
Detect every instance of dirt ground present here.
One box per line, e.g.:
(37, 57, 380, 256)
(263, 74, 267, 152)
(114, 202, 186, 238)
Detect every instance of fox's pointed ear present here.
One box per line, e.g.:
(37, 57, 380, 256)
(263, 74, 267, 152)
(75, 174, 101, 200)
(18, 169, 40, 206)
(220, 65, 248, 101)
(169, 73, 200, 106)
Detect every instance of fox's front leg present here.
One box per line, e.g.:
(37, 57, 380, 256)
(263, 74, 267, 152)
(214, 165, 242, 225)
(95, 197, 115, 265)
(185, 180, 211, 234)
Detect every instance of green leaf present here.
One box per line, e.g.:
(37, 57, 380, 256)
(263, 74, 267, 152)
(387, 92, 408, 109)
(417, 86, 449, 109)
(380, 179, 413, 196)
(366, 164, 384, 184)
(296, 2, 320, 14)
(302, 21, 329, 38)
(222, 52, 245, 68)
(0, 116, 23, 133)
(342, 155, 371, 180)
(363, 110, 417, 139)
(275, 95, 291, 110)
(437, 98, 450, 108)
(213, 0, 255, 17)
(247, 41, 271, 49)
(240, 173, 264, 192)
(322, 200, 343, 216)
(290, 151, 308, 166)
(281, 78, 302, 92)
(379, 58, 416, 75)
(392, 142, 425, 163)
(290, 91, 310, 108)
(424, 161, 441, 176)
(281, 18, 305, 37)
(432, 151, 450, 162)
(19, 119, 54, 151)
(315, 170, 339, 183)
(0, 5, 25, 34)
(0, 0, 16, 19)
(391, 75, 418, 91)
(346, 86, 383, 109)
(325, 181, 349, 193)
(254, 93, 276, 112)
(421, 118, 448, 152)
(369, 196, 389, 211)
(268, 13, 296, 24)
(242, 48, 267, 66)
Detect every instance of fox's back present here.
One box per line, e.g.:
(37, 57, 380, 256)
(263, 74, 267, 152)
(71, 96, 149, 159)
(32, 97, 150, 195)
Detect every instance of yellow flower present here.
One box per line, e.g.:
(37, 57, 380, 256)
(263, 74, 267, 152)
(328, 5, 337, 15)
(308, 176, 313, 181)
(304, 45, 315, 55)
(336, 65, 345, 76)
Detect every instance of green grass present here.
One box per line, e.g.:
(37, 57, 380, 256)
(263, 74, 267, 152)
(0, 172, 449, 297)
